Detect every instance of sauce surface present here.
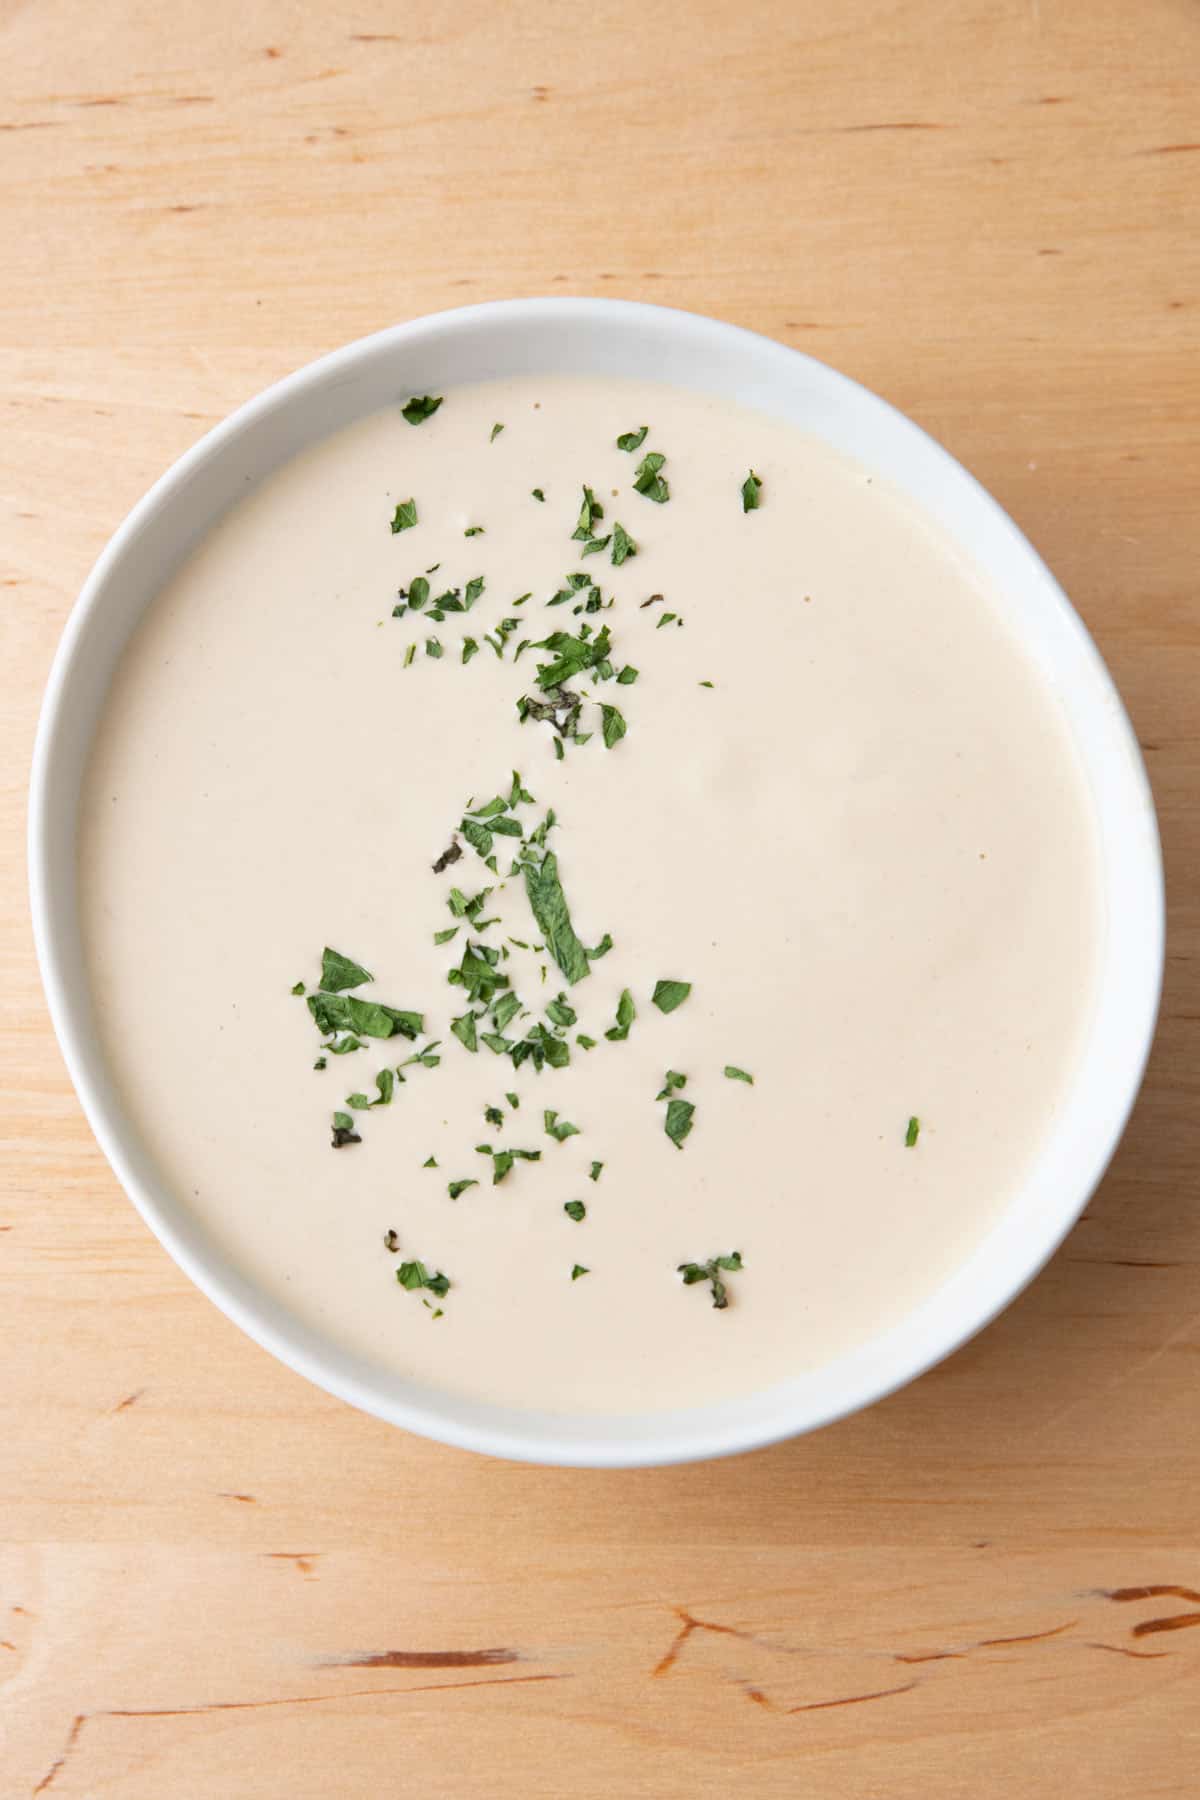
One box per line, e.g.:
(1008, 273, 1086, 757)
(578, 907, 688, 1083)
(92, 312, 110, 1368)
(79, 376, 1100, 1413)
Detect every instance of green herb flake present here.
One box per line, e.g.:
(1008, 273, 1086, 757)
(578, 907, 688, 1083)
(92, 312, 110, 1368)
(448, 1179, 479, 1200)
(544, 1109, 581, 1143)
(290, 980, 305, 996)
(426, 636, 443, 659)
(320, 948, 373, 992)
(571, 1263, 590, 1280)
(699, 680, 714, 688)
(433, 926, 460, 946)
(564, 1200, 586, 1222)
(422, 1156, 438, 1168)
(724, 1065, 754, 1085)
(461, 638, 480, 664)
(313, 1056, 327, 1071)
(390, 498, 418, 533)
(490, 421, 505, 442)
(464, 525, 485, 538)
(651, 979, 692, 1015)
(600, 704, 626, 750)
(617, 425, 649, 452)
(678, 1250, 742, 1309)
(572, 484, 605, 542)
(331, 1112, 361, 1149)
(633, 450, 670, 504)
(588, 1160, 603, 1182)
(616, 665, 639, 686)
(532, 487, 545, 502)
(522, 849, 591, 985)
(664, 1097, 695, 1150)
(401, 395, 443, 425)
(605, 988, 636, 1042)
(397, 1259, 451, 1298)
(576, 1033, 597, 1050)
(372, 1068, 395, 1106)
(611, 521, 637, 565)
(741, 469, 763, 512)
(505, 1091, 519, 1108)
(905, 1115, 921, 1147)
(403, 643, 416, 667)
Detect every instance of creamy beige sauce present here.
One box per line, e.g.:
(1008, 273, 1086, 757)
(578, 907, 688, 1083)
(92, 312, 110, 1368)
(79, 376, 1100, 1413)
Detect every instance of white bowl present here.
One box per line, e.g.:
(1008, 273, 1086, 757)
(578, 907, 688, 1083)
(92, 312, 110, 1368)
(29, 300, 1164, 1467)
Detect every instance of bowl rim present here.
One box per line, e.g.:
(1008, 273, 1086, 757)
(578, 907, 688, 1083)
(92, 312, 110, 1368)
(28, 297, 1165, 1467)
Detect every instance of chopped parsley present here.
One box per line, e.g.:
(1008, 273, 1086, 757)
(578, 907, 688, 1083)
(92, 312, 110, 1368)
(401, 395, 443, 425)
(422, 1156, 438, 1168)
(651, 979, 691, 1014)
(611, 522, 637, 565)
(532, 487, 545, 502)
(426, 637, 443, 658)
(632, 450, 670, 504)
(320, 948, 373, 992)
(724, 1065, 754, 1085)
(462, 637, 480, 664)
(331, 1112, 361, 1149)
(372, 1069, 395, 1106)
(432, 839, 462, 874)
(476, 1143, 542, 1184)
(506, 1091, 519, 1108)
(564, 1200, 586, 1222)
(678, 1251, 742, 1309)
(390, 499, 418, 533)
(490, 421, 505, 441)
(617, 426, 649, 451)
(522, 848, 591, 985)
(616, 665, 638, 685)
(588, 1160, 603, 1182)
(605, 988, 636, 1041)
(664, 1096, 695, 1150)
(290, 980, 305, 996)
(448, 1178, 478, 1200)
(741, 469, 763, 512)
(600, 704, 626, 749)
(572, 484, 605, 542)
(905, 1115, 921, 1147)
(397, 1259, 451, 1297)
(571, 1263, 590, 1280)
(450, 1012, 478, 1052)
(544, 1109, 581, 1142)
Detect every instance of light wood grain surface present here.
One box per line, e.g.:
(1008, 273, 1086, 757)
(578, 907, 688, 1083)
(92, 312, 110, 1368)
(3, 2, 1198, 1793)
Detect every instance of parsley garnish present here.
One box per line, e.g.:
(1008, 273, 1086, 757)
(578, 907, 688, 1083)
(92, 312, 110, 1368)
(426, 637, 443, 658)
(476, 1143, 542, 1184)
(448, 1179, 478, 1200)
(611, 522, 637, 565)
(572, 484, 605, 541)
(662, 1087, 698, 1144)
(320, 948, 373, 992)
(905, 1115, 921, 1147)
(331, 1112, 361, 1149)
(532, 487, 545, 502)
(372, 1069, 395, 1106)
(397, 1259, 451, 1297)
(423, 1156, 438, 1167)
(432, 838, 462, 873)
(450, 1012, 478, 1052)
(571, 1263, 590, 1280)
(544, 1109, 581, 1143)
(564, 1200, 586, 1222)
(605, 989, 636, 1041)
(616, 666, 638, 685)
(401, 395, 443, 425)
(651, 979, 691, 1014)
(600, 704, 626, 749)
(291, 980, 305, 996)
(464, 525, 485, 538)
(490, 421, 504, 442)
(588, 1160, 603, 1182)
(617, 426, 649, 451)
(741, 470, 763, 512)
(724, 1065, 754, 1085)
(462, 637, 479, 664)
(678, 1251, 742, 1309)
(633, 450, 670, 503)
(522, 849, 591, 985)
(390, 499, 418, 533)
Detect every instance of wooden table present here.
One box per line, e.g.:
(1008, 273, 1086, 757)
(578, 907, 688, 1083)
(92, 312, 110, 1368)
(4, 2, 1198, 1793)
